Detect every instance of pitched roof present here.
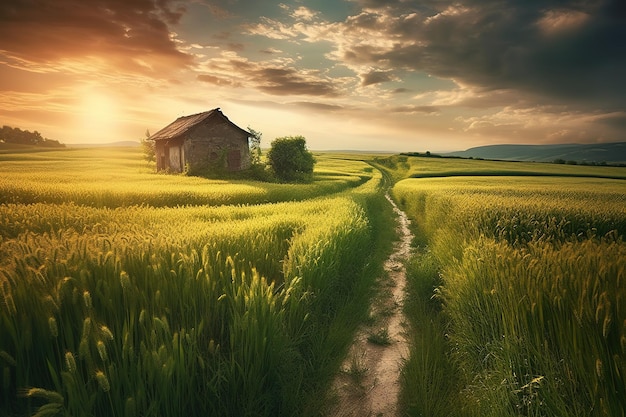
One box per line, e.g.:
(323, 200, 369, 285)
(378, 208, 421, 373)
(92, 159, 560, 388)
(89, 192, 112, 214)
(149, 108, 250, 141)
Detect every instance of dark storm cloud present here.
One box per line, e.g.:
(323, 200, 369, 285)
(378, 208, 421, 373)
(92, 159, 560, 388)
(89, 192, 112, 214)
(339, 0, 626, 112)
(0, 0, 192, 72)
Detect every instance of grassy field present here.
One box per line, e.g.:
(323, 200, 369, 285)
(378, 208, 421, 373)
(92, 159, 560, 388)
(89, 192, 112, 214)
(392, 158, 626, 417)
(2, 148, 625, 416)
(373, 154, 626, 181)
(0, 148, 370, 207)
(0, 147, 396, 416)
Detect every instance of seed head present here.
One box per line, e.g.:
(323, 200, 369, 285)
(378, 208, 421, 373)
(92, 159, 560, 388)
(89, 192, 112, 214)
(95, 370, 110, 392)
(125, 397, 136, 417)
(48, 317, 58, 338)
(120, 271, 131, 291)
(83, 291, 92, 309)
(24, 388, 64, 404)
(97, 341, 108, 362)
(65, 352, 77, 373)
(82, 317, 92, 340)
(78, 339, 89, 359)
(100, 325, 114, 341)
(595, 358, 603, 378)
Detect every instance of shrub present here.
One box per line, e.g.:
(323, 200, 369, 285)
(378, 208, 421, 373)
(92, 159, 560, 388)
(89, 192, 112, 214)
(267, 136, 315, 182)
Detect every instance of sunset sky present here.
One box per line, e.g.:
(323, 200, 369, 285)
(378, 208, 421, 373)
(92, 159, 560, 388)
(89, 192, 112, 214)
(1, 0, 625, 152)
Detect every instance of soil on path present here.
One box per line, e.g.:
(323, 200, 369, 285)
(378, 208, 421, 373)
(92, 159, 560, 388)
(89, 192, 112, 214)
(328, 193, 414, 417)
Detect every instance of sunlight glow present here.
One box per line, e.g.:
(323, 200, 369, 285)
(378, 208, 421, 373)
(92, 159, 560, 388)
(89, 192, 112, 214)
(77, 88, 121, 143)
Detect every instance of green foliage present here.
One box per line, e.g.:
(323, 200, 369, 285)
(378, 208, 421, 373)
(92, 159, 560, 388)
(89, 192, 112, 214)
(267, 136, 315, 182)
(247, 126, 263, 166)
(0, 147, 382, 416)
(401, 251, 459, 417)
(382, 154, 626, 180)
(0, 125, 64, 148)
(366, 328, 391, 346)
(394, 176, 626, 417)
(140, 129, 155, 163)
(0, 148, 369, 207)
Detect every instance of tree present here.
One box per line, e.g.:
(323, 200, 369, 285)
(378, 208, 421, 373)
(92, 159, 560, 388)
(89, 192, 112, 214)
(141, 129, 155, 163)
(247, 126, 263, 166)
(267, 135, 315, 182)
(0, 125, 64, 147)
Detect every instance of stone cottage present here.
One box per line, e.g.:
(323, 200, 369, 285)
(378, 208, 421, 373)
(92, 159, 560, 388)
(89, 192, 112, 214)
(149, 108, 251, 173)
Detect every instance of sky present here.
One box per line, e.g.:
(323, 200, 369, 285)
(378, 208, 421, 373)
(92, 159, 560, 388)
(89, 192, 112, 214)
(1, 0, 625, 152)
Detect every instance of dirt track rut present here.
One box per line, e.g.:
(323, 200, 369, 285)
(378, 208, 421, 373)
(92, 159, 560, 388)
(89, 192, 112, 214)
(329, 193, 413, 416)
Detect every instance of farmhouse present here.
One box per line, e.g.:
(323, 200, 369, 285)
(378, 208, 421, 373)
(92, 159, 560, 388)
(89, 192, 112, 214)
(149, 108, 251, 173)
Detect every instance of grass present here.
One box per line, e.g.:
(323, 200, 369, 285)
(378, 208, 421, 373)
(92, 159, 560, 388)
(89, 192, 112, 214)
(0, 147, 389, 417)
(393, 171, 626, 417)
(0, 147, 371, 207)
(7, 148, 623, 416)
(366, 328, 392, 346)
(400, 251, 458, 417)
(397, 154, 626, 180)
(342, 349, 369, 385)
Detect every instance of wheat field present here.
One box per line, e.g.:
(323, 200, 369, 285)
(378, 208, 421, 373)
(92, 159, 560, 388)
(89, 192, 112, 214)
(0, 147, 381, 416)
(394, 175, 626, 416)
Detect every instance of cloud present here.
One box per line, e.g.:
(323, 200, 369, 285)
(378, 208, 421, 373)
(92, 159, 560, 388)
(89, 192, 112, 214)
(290, 6, 319, 21)
(245, 0, 625, 142)
(292, 101, 345, 112)
(3, 0, 624, 148)
(359, 70, 395, 86)
(536, 9, 590, 36)
(457, 105, 623, 144)
(331, 0, 626, 111)
(260, 1, 626, 112)
(198, 52, 342, 97)
(247, 16, 303, 40)
(0, 0, 193, 75)
(255, 67, 338, 96)
(260, 47, 283, 54)
(596, 112, 626, 130)
(196, 74, 240, 86)
(346, 0, 405, 10)
(391, 105, 439, 114)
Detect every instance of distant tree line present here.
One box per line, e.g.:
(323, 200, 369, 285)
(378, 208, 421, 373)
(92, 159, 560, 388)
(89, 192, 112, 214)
(552, 158, 626, 167)
(0, 125, 64, 147)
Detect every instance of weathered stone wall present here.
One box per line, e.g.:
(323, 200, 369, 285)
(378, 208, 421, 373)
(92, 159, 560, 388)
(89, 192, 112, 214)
(184, 119, 250, 172)
(154, 115, 250, 173)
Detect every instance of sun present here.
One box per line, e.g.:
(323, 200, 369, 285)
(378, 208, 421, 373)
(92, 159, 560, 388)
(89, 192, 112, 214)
(77, 87, 121, 143)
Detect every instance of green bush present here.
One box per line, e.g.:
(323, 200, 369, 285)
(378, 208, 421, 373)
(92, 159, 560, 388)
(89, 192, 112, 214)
(267, 136, 315, 182)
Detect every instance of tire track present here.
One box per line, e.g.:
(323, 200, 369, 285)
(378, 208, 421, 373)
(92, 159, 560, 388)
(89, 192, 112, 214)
(329, 192, 413, 416)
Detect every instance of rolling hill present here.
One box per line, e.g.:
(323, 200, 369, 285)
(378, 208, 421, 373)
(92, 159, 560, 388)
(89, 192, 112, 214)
(446, 142, 626, 164)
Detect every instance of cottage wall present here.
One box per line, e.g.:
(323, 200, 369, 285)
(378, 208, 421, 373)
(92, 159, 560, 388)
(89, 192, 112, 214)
(155, 137, 184, 172)
(151, 109, 251, 174)
(184, 119, 251, 172)
(155, 141, 165, 171)
(169, 145, 182, 172)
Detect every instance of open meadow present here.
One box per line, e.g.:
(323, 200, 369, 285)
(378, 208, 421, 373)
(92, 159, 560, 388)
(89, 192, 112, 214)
(1, 148, 625, 416)
(390, 156, 626, 417)
(0, 147, 393, 416)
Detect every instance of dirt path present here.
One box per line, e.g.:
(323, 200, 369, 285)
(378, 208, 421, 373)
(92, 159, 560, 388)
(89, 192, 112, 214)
(328, 193, 413, 417)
